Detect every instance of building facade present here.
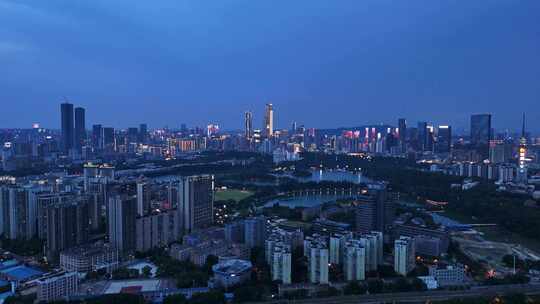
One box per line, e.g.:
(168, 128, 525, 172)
(37, 271, 79, 303)
(108, 195, 137, 254)
(394, 236, 416, 276)
(175, 175, 214, 234)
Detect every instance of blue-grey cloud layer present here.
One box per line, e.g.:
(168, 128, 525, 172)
(1, 0, 539, 132)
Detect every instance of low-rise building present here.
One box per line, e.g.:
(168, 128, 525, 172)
(311, 219, 351, 235)
(211, 259, 252, 289)
(190, 240, 228, 266)
(418, 276, 438, 290)
(169, 239, 245, 266)
(36, 271, 79, 303)
(429, 264, 466, 287)
(0, 264, 45, 288)
(60, 244, 119, 273)
(392, 224, 449, 254)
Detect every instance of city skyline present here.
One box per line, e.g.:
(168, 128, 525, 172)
(1, 2, 540, 303)
(1, 1, 539, 131)
(2, 102, 535, 137)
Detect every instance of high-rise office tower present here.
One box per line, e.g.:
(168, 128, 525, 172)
(139, 124, 148, 143)
(244, 111, 253, 139)
(417, 121, 428, 151)
(102, 127, 115, 151)
(394, 236, 416, 276)
(108, 195, 137, 254)
(92, 124, 103, 150)
(355, 188, 387, 234)
(175, 175, 214, 234)
(61, 102, 74, 154)
(516, 113, 528, 184)
(74, 107, 86, 153)
(470, 114, 492, 145)
(127, 127, 139, 144)
(435, 125, 452, 153)
(263, 103, 274, 138)
(398, 118, 407, 142)
(470, 114, 492, 159)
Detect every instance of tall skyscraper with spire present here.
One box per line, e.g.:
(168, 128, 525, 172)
(264, 103, 274, 138)
(244, 111, 253, 139)
(516, 113, 528, 184)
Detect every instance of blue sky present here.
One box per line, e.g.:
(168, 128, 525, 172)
(1, 0, 539, 132)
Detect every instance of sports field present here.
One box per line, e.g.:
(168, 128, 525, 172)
(215, 189, 254, 202)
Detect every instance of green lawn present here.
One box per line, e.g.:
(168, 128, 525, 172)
(215, 189, 254, 202)
(441, 210, 540, 254)
(475, 226, 540, 254)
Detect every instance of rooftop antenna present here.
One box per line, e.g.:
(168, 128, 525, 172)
(521, 112, 526, 138)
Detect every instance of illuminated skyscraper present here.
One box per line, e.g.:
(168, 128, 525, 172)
(61, 102, 74, 154)
(264, 103, 274, 138)
(516, 113, 528, 184)
(244, 111, 253, 139)
(435, 125, 452, 153)
(398, 118, 407, 141)
(207, 124, 219, 138)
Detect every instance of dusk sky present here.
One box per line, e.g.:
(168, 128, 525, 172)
(1, 0, 539, 132)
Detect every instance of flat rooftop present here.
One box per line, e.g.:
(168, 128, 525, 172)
(104, 279, 162, 294)
(0, 265, 44, 281)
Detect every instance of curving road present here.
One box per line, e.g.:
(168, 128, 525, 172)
(262, 283, 540, 304)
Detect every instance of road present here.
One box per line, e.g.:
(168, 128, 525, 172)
(263, 284, 540, 304)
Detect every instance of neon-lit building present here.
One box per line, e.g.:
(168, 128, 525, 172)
(516, 113, 528, 184)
